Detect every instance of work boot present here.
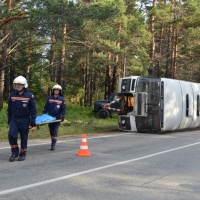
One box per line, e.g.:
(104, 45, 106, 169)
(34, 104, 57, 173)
(9, 155, 18, 162)
(50, 146, 55, 151)
(18, 156, 26, 161)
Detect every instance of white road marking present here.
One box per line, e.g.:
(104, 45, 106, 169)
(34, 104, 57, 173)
(0, 133, 132, 150)
(0, 141, 199, 196)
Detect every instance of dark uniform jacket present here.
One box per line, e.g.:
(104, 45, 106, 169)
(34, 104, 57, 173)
(42, 95, 66, 119)
(7, 90, 37, 121)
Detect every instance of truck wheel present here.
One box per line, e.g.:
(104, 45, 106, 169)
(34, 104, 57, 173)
(97, 109, 110, 119)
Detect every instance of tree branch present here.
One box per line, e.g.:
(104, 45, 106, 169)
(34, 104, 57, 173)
(0, 13, 26, 30)
(0, 41, 55, 61)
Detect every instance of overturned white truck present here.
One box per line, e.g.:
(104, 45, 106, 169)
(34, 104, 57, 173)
(118, 76, 200, 133)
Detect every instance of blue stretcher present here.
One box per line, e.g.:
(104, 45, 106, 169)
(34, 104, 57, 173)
(35, 114, 61, 125)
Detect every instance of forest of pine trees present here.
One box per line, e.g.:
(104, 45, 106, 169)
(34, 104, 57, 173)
(1, 0, 200, 109)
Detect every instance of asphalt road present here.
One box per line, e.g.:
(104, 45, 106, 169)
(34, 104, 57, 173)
(0, 129, 200, 200)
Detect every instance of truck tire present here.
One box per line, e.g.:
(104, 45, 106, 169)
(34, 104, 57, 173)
(97, 109, 110, 119)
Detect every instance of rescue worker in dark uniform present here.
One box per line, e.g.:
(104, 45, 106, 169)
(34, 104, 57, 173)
(7, 76, 36, 162)
(42, 84, 66, 150)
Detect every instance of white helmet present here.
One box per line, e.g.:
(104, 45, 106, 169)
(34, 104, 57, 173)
(13, 76, 28, 89)
(52, 84, 62, 91)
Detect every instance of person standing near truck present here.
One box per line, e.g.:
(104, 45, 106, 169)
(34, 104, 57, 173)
(8, 76, 37, 162)
(42, 84, 66, 150)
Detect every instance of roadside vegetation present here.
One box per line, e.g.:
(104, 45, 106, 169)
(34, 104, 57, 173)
(0, 101, 119, 142)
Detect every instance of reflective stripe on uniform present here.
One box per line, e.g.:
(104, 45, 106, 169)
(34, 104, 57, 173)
(10, 144, 18, 148)
(20, 148, 27, 152)
(49, 99, 62, 104)
(11, 97, 30, 101)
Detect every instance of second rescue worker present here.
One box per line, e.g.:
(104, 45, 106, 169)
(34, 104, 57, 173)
(42, 84, 66, 150)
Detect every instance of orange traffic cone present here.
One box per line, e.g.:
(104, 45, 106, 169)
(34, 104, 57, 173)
(76, 134, 91, 157)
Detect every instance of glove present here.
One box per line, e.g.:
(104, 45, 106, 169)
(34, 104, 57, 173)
(30, 118, 36, 127)
(61, 117, 64, 122)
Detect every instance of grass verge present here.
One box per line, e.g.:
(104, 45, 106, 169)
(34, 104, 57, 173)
(0, 102, 119, 142)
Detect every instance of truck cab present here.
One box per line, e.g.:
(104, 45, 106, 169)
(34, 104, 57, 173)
(93, 93, 120, 119)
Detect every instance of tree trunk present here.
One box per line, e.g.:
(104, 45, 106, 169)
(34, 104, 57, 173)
(7, 0, 12, 8)
(112, 41, 120, 93)
(149, 0, 156, 76)
(4, 33, 12, 100)
(0, 31, 6, 108)
(0, 69, 4, 109)
(157, 22, 164, 78)
(89, 50, 94, 106)
(121, 50, 126, 78)
(4, 58, 11, 100)
(105, 53, 112, 99)
(82, 62, 87, 105)
(0, 32, 8, 108)
(165, 0, 175, 78)
(59, 24, 67, 87)
(172, 29, 178, 79)
(86, 50, 90, 104)
(26, 45, 31, 83)
(165, 24, 173, 78)
(0, 0, 12, 108)
(49, 36, 56, 86)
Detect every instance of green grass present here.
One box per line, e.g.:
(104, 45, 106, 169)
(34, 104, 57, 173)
(0, 101, 119, 142)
